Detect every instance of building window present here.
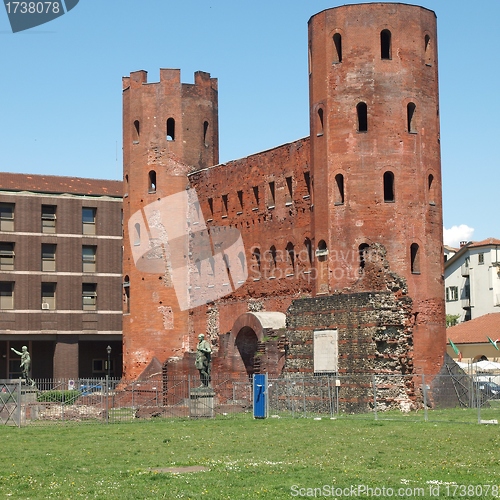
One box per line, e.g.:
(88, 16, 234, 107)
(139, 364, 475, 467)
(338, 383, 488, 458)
(357, 102, 367, 132)
(317, 108, 324, 136)
(304, 238, 313, 265)
(82, 283, 97, 311)
(286, 242, 295, 273)
(316, 240, 328, 261)
(253, 186, 260, 208)
(148, 170, 157, 193)
(203, 121, 209, 146)
(133, 120, 140, 142)
(252, 248, 261, 272)
(221, 194, 229, 218)
(428, 174, 436, 205)
(333, 33, 342, 63)
(359, 243, 369, 270)
(268, 181, 275, 208)
(410, 243, 420, 274)
(0, 243, 15, 271)
(446, 286, 458, 302)
(407, 102, 417, 133)
(0, 203, 14, 232)
(166, 118, 175, 141)
(237, 190, 244, 212)
(41, 282, 56, 310)
(0, 282, 14, 309)
(335, 174, 344, 205)
(304, 172, 311, 199)
(381, 29, 392, 59)
(82, 245, 97, 273)
(424, 34, 432, 65)
(82, 207, 96, 235)
(383, 171, 395, 202)
(41, 205, 56, 233)
(123, 275, 130, 314)
(41, 244, 56, 272)
(478, 253, 484, 265)
(207, 198, 214, 219)
(285, 177, 293, 206)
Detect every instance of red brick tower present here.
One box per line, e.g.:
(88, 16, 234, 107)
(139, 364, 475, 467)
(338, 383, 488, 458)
(308, 4, 445, 375)
(122, 69, 218, 379)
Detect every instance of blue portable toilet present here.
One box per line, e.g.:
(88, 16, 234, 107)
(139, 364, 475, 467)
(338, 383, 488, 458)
(253, 373, 268, 418)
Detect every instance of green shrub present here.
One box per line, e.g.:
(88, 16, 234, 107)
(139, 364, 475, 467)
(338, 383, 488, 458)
(37, 390, 80, 405)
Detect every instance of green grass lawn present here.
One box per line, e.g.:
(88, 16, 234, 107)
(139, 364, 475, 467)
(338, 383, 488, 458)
(1, 414, 499, 499)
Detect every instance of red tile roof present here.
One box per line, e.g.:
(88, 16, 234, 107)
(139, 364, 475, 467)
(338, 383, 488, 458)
(448, 313, 500, 344)
(0, 172, 122, 197)
(469, 238, 500, 248)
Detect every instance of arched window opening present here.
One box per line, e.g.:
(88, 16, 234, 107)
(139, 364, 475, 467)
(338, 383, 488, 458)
(148, 170, 156, 193)
(381, 29, 392, 59)
(123, 275, 130, 314)
(428, 174, 436, 205)
(304, 238, 313, 265)
(195, 259, 202, 275)
(316, 240, 328, 262)
(252, 248, 261, 272)
(286, 242, 295, 273)
(383, 171, 395, 202)
(134, 223, 141, 246)
(424, 34, 432, 65)
(411, 243, 420, 274)
(335, 174, 344, 205)
(317, 107, 324, 136)
(357, 102, 367, 132)
(238, 251, 246, 274)
(166, 118, 175, 141)
(359, 243, 369, 270)
(270, 246, 277, 270)
(203, 121, 209, 146)
(407, 102, 417, 133)
(133, 120, 140, 142)
(333, 33, 342, 63)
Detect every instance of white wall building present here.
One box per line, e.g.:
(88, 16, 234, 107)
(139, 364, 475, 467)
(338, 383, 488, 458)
(444, 238, 500, 323)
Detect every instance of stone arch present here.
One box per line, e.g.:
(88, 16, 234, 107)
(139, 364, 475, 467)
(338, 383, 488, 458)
(228, 312, 286, 377)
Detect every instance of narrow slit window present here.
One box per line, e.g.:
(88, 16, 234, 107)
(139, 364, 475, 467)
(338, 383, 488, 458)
(286, 242, 295, 272)
(285, 176, 293, 205)
(134, 223, 141, 246)
(357, 102, 367, 132)
(381, 29, 392, 59)
(133, 120, 140, 141)
(268, 181, 275, 208)
(208, 198, 214, 217)
(304, 172, 311, 199)
(148, 170, 156, 193)
(222, 194, 228, 217)
(253, 186, 259, 207)
(252, 248, 261, 272)
(317, 108, 324, 136)
(333, 33, 342, 63)
(424, 35, 432, 65)
(304, 238, 313, 265)
(123, 275, 130, 314)
(166, 118, 175, 141)
(334, 174, 344, 205)
(383, 171, 395, 202)
(407, 102, 417, 133)
(270, 246, 277, 271)
(237, 190, 244, 211)
(411, 243, 420, 274)
(203, 121, 209, 146)
(428, 174, 436, 205)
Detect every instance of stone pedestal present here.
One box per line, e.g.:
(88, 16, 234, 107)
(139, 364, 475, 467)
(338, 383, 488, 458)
(189, 387, 215, 418)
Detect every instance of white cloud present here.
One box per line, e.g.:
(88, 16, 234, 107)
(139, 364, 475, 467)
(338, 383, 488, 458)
(443, 225, 474, 248)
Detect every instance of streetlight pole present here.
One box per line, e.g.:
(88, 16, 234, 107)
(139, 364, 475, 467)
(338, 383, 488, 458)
(106, 345, 112, 379)
(106, 345, 111, 424)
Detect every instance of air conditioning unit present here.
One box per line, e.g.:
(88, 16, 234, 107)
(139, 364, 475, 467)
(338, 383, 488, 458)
(41, 303, 50, 310)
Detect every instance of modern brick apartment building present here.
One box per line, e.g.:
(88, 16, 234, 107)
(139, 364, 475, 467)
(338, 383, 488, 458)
(122, 0, 447, 406)
(0, 174, 123, 380)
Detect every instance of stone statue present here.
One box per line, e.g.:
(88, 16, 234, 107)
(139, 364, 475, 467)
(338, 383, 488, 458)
(11, 346, 33, 384)
(195, 334, 212, 388)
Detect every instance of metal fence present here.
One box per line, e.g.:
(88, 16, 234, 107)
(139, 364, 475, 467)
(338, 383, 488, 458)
(1, 373, 499, 427)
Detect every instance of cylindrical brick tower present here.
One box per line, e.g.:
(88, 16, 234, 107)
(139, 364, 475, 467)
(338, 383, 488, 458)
(308, 3, 445, 375)
(122, 69, 218, 379)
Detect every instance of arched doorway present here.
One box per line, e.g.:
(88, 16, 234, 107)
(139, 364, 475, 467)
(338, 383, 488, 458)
(235, 327, 259, 377)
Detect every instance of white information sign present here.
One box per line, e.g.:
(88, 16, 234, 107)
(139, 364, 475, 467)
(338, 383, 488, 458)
(313, 329, 338, 373)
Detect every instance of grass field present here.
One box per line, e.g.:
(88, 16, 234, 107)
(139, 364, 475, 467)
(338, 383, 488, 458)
(1, 413, 499, 499)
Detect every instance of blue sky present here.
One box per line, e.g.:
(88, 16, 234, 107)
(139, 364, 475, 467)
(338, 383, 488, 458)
(0, 1, 498, 247)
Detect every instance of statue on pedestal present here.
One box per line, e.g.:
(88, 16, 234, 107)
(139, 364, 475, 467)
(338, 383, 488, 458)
(195, 334, 212, 388)
(11, 346, 33, 385)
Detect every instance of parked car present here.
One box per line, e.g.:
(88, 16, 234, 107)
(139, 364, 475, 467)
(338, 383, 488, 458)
(477, 381, 500, 399)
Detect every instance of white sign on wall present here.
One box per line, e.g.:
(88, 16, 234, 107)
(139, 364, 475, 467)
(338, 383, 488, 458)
(313, 329, 338, 373)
